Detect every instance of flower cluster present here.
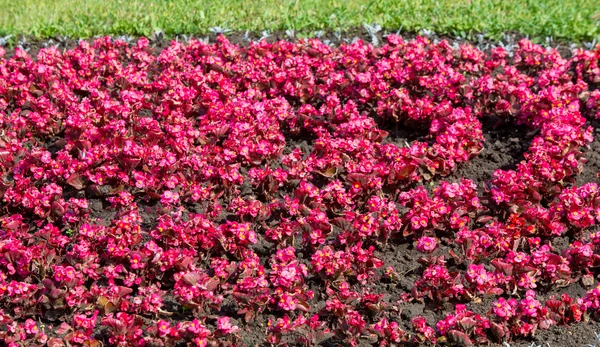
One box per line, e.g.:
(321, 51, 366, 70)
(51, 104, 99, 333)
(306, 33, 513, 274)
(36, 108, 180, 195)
(0, 34, 599, 346)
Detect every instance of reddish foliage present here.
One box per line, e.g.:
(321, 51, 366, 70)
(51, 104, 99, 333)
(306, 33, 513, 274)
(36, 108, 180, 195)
(0, 35, 600, 346)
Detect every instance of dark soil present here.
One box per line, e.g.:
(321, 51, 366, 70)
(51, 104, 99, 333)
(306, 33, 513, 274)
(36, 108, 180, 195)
(3, 26, 583, 61)
(575, 119, 600, 188)
(450, 115, 535, 187)
(511, 319, 600, 347)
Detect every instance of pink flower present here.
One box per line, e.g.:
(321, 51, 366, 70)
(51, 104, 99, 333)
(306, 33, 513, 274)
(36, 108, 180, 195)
(216, 316, 239, 335)
(517, 272, 537, 289)
(308, 229, 325, 245)
(157, 320, 171, 337)
(160, 190, 180, 205)
(493, 297, 517, 319)
(416, 236, 437, 252)
(24, 319, 38, 335)
(279, 265, 298, 286)
(269, 316, 292, 333)
(466, 264, 491, 286)
(130, 253, 145, 270)
(520, 293, 541, 317)
(54, 265, 76, 282)
(186, 319, 209, 335)
(278, 293, 297, 311)
(412, 316, 436, 342)
(411, 215, 428, 230)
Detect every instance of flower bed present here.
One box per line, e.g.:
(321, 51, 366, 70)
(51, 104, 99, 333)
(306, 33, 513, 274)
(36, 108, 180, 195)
(0, 34, 600, 346)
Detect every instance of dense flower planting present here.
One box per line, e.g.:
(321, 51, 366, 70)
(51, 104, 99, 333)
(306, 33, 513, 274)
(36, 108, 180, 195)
(0, 34, 600, 346)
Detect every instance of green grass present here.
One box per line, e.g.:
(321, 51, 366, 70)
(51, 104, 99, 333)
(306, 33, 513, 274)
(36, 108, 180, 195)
(0, 0, 599, 42)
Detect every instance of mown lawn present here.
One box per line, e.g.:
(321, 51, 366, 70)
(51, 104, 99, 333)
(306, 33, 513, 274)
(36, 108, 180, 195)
(0, 0, 598, 42)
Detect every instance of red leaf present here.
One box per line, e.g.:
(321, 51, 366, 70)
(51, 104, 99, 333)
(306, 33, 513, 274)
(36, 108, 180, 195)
(146, 190, 161, 199)
(448, 330, 474, 346)
(538, 318, 554, 330)
(491, 259, 513, 276)
(67, 174, 85, 190)
(296, 299, 310, 312)
(97, 296, 117, 314)
(476, 215, 493, 224)
(102, 317, 126, 334)
(213, 125, 230, 137)
(114, 137, 126, 149)
(47, 338, 65, 347)
(75, 140, 92, 151)
(45, 249, 57, 264)
(179, 256, 194, 269)
(347, 173, 369, 184)
(49, 288, 64, 299)
(182, 272, 202, 286)
(233, 292, 251, 303)
(56, 322, 72, 335)
(197, 135, 208, 145)
(448, 249, 460, 260)
(317, 167, 337, 178)
(51, 201, 65, 217)
(490, 322, 507, 341)
(488, 287, 504, 295)
(244, 309, 255, 323)
(532, 190, 542, 202)
(203, 278, 220, 291)
(29, 86, 43, 97)
(42, 278, 55, 290)
(0, 150, 10, 163)
(458, 317, 477, 332)
(0, 182, 7, 199)
(115, 286, 133, 298)
(546, 254, 563, 265)
(332, 217, 351, 230)
(4, 250, 18, 263)
(546, 298, 564, 312)
(123, 157, 141, 170)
